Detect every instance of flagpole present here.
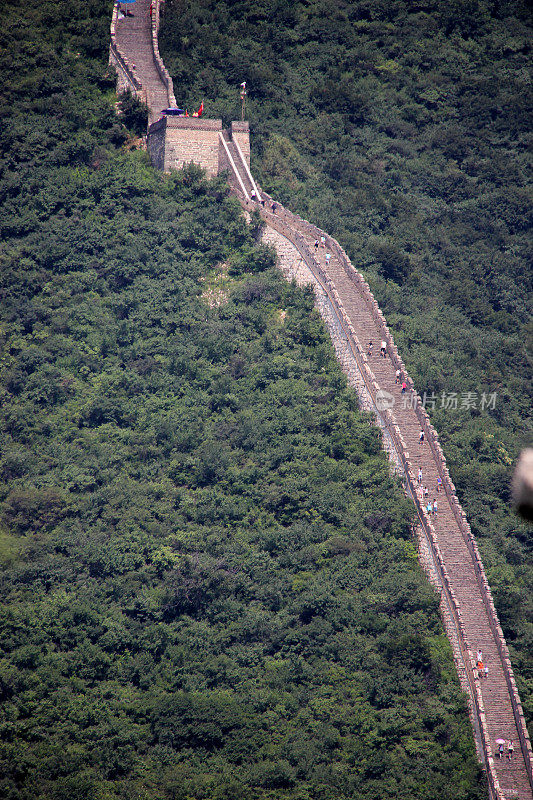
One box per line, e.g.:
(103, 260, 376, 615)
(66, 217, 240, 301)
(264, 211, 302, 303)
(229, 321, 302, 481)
(240, 81, 246, 121)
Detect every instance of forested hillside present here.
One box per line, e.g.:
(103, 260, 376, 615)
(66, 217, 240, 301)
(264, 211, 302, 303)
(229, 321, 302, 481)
(0, 1, 491, 798)
(160, 0, 533, 735)
(0, 1, 494, 799)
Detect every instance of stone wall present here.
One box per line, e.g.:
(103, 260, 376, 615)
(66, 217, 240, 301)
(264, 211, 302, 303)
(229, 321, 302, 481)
(147, 118, 250, 178)
(109, 3, 144, 100)
(111, 0, 532, 787)
(114, 0, 251, 177)
(151, 0, 176, 108)
(148, 3, 249, 175)
(164, 118, 223, 175)
(248, 192, 533, 800)
(146, 117, 224, 175)
(263, 213, 495, 779)
(146, 118, 166, 171)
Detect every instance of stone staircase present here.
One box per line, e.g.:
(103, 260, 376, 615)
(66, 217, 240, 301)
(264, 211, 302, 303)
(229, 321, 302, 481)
(220, 130, 260, 201)
(115, 0, 169, 123)
(251, 195, 533, 800)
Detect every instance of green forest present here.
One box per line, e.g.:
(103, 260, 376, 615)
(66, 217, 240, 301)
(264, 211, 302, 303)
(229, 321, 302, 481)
(0, 0, 529, 799)
(160, 0, 533, 732)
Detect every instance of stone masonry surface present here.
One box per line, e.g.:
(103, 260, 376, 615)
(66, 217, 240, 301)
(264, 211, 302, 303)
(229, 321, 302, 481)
(262, 221, 479, 755)
(163, 119, 223, 175)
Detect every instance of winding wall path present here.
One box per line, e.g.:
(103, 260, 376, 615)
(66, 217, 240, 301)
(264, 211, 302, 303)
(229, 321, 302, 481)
(252, 196, 533, 800)
(110, 0, 175, 122)
(109, 4, 533, 798)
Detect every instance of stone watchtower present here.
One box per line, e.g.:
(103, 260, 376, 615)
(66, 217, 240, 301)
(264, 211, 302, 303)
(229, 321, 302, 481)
(147, 117, 250, 177)
(110, 0, 251, 183)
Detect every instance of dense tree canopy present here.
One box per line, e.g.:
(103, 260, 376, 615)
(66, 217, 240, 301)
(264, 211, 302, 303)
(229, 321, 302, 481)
(0, 0, 527, 797)
(161, 0, 533, 734)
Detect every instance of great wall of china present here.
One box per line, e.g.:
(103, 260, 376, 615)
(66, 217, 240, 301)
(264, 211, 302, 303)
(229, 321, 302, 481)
(109, 2, 533, 797)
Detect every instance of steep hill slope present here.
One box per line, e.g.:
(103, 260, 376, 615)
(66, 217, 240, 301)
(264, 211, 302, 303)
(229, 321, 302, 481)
(0, 1, 490, 799)
(159, 0, 533, 735)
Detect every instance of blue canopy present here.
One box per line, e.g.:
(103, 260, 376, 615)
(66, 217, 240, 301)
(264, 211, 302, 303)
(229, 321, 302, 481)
(162, 108, 184, 115)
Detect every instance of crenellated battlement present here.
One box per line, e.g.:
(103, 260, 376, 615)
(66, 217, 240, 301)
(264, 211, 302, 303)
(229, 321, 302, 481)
(145, 115, 250, 176)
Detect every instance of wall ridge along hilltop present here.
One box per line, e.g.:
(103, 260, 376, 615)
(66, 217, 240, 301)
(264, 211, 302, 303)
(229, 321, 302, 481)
(109, 5, 533, 798)
(109, 1, 144, 101)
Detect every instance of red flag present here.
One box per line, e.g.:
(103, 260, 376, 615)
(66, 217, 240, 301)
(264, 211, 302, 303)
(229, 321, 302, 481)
(197, 101, 204, 117)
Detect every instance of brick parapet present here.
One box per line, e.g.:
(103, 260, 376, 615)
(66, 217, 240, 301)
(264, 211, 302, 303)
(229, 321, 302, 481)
(167, 123, 222, 175)
(165, 117, 223, 131)
(151, 0, 176, 108)
(109, 3, 144, 99)
(248, 191, 532, 798)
